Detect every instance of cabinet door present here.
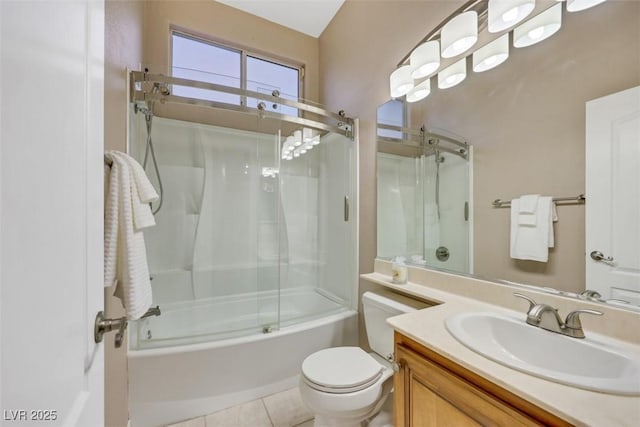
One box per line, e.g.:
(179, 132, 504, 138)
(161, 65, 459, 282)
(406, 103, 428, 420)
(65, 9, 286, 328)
(395, 343, 542, 427)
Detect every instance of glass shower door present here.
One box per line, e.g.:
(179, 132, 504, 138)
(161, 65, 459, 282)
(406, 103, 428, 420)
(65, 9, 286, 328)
(277, 129, 356, 326)
(256, 127, 282, 333)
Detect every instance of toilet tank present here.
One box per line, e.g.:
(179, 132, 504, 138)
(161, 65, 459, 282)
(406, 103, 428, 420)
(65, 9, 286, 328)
(362, 291, 418, 360)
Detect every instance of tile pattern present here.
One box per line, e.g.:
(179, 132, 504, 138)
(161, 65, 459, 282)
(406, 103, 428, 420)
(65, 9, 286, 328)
(166, 416, 206, 427)
(167, 388, 314, 427)
(263, 388, 313, 427)
(205, 399, 272, 427)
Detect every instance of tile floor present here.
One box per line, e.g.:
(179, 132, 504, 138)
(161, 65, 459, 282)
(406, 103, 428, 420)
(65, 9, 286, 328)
(166, 387, 314, 427)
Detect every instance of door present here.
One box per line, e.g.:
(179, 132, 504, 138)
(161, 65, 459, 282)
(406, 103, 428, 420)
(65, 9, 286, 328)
(1, 1, 105, 425)
(586, 86, 640, 304)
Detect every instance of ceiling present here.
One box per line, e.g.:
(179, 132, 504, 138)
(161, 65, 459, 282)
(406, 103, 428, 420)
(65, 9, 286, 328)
(216, 0, 345, 38)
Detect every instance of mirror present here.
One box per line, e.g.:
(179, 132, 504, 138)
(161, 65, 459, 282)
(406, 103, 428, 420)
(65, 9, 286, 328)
(376, 100, 472, 275)
(376, 1, 640, 309)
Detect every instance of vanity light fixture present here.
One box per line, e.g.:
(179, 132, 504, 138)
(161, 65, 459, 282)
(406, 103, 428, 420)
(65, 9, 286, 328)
(282, 127, 320, 160)
(293, 130, 302, 145)
(389, 65, 414, 98)
(410, 41, 441, 79)
(565, 0, 607, 12)
(513, 3, 562, 47)
(488, 0, 536, 32)
(393, 0, 607, 101)
(473, 34, 509, 72)
(438, 58, 467, 89)
(282, 136, 294, 160)
(441, 11, 478, 58)
(406, 80, 431, 103)
(302, 127, 314, 143)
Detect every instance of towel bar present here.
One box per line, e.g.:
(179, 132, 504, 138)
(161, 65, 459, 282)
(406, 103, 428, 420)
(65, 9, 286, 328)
(492, 194, 585, 208)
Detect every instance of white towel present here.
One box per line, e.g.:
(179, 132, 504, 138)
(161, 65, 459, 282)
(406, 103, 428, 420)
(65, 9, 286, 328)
(518, 194, 539, 226)
(510, 196, 556, 262)
(104, 151, 159, 320)
(519, 194, 539, 213)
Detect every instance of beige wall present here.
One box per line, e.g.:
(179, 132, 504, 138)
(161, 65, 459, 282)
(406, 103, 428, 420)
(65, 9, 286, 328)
(320, 0, 464, 347)
(105, 0, 144, 426)
(141, 0, 320, 102)
(320, 0, 640, 299)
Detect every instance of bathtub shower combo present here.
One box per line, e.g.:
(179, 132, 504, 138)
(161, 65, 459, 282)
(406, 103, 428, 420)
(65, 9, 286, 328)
(126, 71, 358, 426)
(377, 123, 472, 275)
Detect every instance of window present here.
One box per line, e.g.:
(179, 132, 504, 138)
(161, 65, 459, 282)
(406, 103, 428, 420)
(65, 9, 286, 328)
(171, 32, 302, 115)
(377, 99, 406, 140)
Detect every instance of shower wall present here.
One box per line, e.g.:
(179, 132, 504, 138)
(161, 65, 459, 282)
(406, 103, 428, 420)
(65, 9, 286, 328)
(423, 151, 470, 273)
(130, 113, 356, 339)
(377, 150, 470, 274)
(376, 153, 423, 259)
(131, 117, 281, 304)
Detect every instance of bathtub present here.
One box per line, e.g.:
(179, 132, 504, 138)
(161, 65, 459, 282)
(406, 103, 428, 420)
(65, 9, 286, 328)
(128, 288, 358, 427)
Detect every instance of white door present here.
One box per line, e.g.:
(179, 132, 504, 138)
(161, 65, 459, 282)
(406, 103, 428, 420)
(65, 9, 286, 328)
(586, 86, 640, 304)
(0, 1, 105, 426)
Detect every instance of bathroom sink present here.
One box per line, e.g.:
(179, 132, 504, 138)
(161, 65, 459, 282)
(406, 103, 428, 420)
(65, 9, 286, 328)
(445, 312, 640, 395)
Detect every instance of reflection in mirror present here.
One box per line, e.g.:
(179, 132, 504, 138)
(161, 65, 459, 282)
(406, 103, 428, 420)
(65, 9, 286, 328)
(376, 0, 640, 310)
(376, 101, 472, 275)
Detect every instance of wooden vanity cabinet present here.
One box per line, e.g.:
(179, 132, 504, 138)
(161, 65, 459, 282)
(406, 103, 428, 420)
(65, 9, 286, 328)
(394, 333, 574, 427)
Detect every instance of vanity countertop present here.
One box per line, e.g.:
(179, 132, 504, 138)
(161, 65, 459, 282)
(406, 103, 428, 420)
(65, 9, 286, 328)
(361, 272, 640, 427)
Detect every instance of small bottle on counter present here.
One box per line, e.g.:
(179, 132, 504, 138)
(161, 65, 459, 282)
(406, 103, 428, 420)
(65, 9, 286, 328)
(391, 256, 408, 284)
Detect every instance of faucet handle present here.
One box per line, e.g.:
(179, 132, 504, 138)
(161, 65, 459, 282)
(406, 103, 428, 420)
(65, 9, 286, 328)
(564, 309, 603, 330)
(513, 293, 537, 312)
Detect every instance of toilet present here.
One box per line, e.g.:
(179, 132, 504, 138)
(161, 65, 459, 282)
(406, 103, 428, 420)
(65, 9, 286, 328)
(299, 292, 417, 427)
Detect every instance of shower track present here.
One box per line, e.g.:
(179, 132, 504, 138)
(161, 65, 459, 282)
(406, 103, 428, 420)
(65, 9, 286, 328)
(130, 70, 354, 137)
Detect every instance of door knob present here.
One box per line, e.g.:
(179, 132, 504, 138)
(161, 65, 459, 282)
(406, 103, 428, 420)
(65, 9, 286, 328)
(590, 251, 614, 262)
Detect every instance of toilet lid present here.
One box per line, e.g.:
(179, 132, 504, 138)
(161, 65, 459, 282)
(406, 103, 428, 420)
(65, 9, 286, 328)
(302, 347, 383, 393)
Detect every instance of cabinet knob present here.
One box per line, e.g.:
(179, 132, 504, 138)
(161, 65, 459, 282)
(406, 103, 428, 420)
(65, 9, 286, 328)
(392, 360, 404, 373)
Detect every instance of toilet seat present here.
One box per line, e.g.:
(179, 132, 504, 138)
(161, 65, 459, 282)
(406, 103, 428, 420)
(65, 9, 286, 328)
(301, 347, 384, 394)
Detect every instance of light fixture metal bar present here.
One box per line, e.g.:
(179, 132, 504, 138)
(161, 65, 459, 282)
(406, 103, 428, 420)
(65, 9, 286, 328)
(397, 0, 487, 67)
(397, 0, 560, 68)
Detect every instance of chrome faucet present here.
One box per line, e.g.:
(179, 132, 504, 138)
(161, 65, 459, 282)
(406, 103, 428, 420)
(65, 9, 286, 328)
(514, 293, 603, 339)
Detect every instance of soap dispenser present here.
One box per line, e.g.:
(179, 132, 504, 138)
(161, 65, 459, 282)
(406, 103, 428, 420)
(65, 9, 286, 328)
(391, 256, 408, 284)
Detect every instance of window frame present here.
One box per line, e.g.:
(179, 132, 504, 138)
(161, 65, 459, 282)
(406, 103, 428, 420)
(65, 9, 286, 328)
(169, 28, 305, 108)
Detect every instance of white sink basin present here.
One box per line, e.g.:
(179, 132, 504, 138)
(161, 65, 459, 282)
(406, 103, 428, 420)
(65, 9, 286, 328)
(446, 312, 640, 395)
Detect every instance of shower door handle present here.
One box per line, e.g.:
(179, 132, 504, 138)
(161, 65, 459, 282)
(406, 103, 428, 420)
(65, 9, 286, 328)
(344, 196, 349, 222)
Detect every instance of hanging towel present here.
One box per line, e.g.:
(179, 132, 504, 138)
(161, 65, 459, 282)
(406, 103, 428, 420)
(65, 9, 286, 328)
(510, 196, 556, 262)
(104, 151, 159, 320)
(518, 194, 539, 226)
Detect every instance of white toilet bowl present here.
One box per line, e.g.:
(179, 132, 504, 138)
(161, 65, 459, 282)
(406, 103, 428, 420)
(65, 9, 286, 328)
(298, 292, 417, 427)
(299, 347, 394, 427)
